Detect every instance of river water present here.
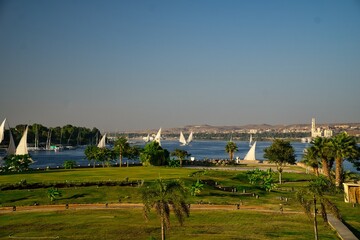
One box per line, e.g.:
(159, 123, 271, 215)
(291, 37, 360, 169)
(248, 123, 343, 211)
(25, 140, 358, 172)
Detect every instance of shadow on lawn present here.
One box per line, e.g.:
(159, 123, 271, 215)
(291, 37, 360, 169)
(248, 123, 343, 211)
(62, 193, 88, 200)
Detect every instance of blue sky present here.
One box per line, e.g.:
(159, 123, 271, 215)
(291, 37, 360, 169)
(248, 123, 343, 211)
(0, 0, 359, 131)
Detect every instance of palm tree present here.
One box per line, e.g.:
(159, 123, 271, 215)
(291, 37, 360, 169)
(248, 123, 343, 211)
(225, 141, 238, 161)
(142, 179, 190, 240)
(114, 136, 130, 167)
(84, 145, 100, 168)
(329, 132, 359, 187)
(296, 176, 341, 240)
(302, 146, 320, 176)
(311, 137, 333, 179)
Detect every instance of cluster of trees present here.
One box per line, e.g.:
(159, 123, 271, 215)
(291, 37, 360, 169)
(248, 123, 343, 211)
(302, 132, 360, 187)
(84, 137, 192, 168)
(0, 123, 101, 147)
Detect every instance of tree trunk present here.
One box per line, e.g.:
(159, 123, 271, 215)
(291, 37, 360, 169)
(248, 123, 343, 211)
(335, 158, 343, 187)
(313, 195, 318, 240)
(321, 159, 330, 179)
(314, 167, 319, 177)
(93, 160, 95, 168)
(161, 217, 166, 240)
(119, 153, 122, 167)
(279, 171, 282, 184)
(180, 159, 182, 168)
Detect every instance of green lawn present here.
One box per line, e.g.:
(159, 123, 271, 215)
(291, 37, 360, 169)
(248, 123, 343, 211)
(0, 209, 339, 240)
(1, 166, 359, 239)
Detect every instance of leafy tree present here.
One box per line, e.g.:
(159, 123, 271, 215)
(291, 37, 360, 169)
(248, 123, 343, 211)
(301, 147, 320, 176)
(140, 142, 169, 166)
(225, 141, 238, 161)
(171, 149, 190, 167)
(97, 148, 115, 167)
(263, 139, 296, 184)
(63, 160, 77, 169)
(311, 137, 334, 179)
(47, 188, 62, 203)
(329, 132, 360, 187)
(142, 179, 190, 240)
(246, 168, 277, 192)
(3, 154, 33, 172)
(296, 176, 341, 240)
(114, 137, 130, 167)
(125, 145, 141, 167)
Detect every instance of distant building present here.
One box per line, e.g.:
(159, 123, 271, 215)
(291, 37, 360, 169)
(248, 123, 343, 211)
(311, 118, 333, 138)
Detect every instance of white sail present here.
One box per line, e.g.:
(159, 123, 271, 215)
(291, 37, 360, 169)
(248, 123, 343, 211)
(143, 134, 150, 143)
(154, 128, 162, 146)
(179, 132, 187, 145)
(7, 128, 16, 155)
(97, 133, 107, 148)
(16, 126, 29, 155)
(0, 118, 6, 143)
(244, 141, 256, 161)
(187, 132, 193, 144)
(249, 134, 253, 147)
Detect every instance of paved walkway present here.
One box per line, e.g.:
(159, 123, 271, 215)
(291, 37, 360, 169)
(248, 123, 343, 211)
(327, 215, 359, 240)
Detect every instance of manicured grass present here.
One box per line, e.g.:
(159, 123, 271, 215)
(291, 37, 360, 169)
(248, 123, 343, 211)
(1, 166, 359, 238)
(0, 167, 196, 184)
(0, 209, 339, 240)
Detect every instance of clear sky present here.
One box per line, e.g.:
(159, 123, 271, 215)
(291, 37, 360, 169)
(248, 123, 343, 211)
(1, 0, 359, 131)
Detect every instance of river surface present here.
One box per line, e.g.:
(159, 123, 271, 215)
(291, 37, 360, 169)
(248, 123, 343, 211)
(23, 140, 359, 172)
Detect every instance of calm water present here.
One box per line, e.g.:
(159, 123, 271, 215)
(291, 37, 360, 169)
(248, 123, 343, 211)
(25, 140, 358, 172)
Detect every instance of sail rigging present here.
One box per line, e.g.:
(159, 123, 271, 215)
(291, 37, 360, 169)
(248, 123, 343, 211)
(0, 118, 6, 143)
(179, 131, 194, 146)
(249, 134, 253, 147)
(15, 126, 29, 155)
(244, 141, 257, 161)
(7, 126, 16, 155)
(179, 132, 187, 145)
(143, 134, 150, 143)
(154, 128, 162, 146)
(187, 132, 193, 144)
(97, 133, 107, 148)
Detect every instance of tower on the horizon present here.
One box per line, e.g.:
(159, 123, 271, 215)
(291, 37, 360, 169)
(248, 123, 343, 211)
(311, 117, 332, 138)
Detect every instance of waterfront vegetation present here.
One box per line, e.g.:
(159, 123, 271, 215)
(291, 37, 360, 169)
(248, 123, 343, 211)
(1, 166, 359, 239)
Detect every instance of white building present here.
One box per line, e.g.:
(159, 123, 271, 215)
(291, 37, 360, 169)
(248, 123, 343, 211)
(311, 118, 333, 138)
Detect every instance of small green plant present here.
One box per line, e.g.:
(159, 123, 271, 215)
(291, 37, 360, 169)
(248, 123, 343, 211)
(63, 160, 77, 169)
(247, 168, 277, 192)
(190, 179, 204, 196)
(168, 159, 180, 168)
(47, 188, 62, 202)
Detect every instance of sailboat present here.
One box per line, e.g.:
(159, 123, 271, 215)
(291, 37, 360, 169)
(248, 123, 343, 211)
(7, 128, 16, 155)
(46, 130, 52, 150)
(154, 128, 162, 146)
(249, 134, 253, 147)
(15, 126, 29, 155)
(187, 132, 193, 144)
(243, 141, 257, 161)
(97, 133, 107, 148)
(143, 134, 150, 143)
(0, 118, 6, 143)
(179, 131, 194, 146)
(179, 132, 187, 146)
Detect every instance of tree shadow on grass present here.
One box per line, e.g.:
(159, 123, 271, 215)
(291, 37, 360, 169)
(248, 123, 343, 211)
(8, 196, 32, 202)
(62, 193, 88, 200)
